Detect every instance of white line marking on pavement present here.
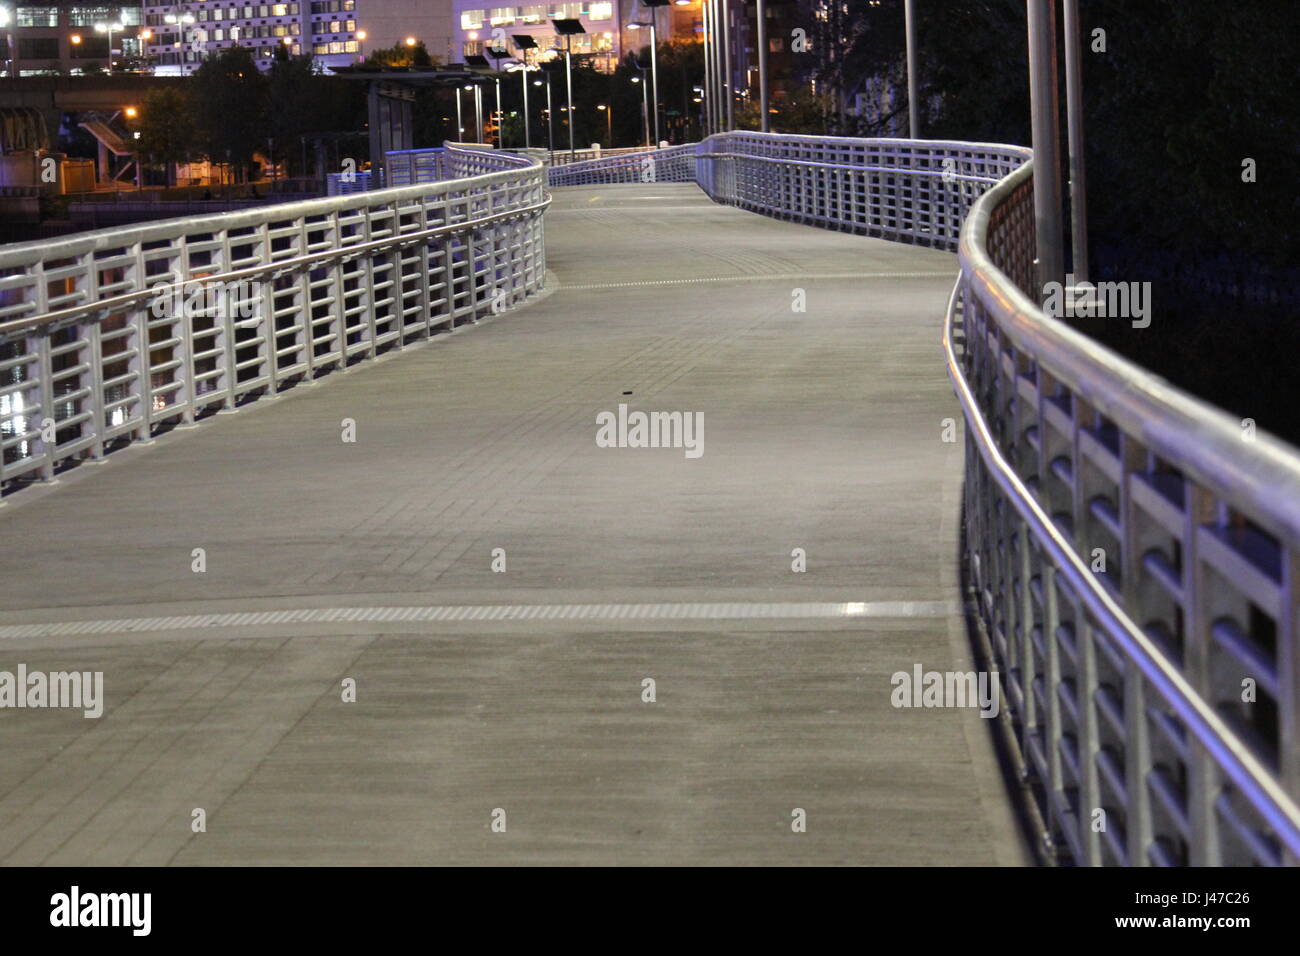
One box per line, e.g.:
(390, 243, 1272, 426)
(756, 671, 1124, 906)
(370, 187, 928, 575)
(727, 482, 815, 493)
(561, 272, 954, 291)
(0, 600, 959, 640)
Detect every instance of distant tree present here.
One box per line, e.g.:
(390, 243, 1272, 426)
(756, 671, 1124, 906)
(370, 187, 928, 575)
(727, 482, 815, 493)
(363, 41, 438, 69)
(132, 87, 196, 186)
(266, 50, 342, 176)
(190, 45, 268, 182)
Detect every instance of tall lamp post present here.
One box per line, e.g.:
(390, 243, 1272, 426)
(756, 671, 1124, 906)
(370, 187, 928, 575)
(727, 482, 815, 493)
(627, 13, 661, 146)
(630, 74, 649, 147)
(756, 0, 768, 132)
(95, 18, 125, 72)
(552, 18, 585, 160)
(537, 61, 560, 158)
(596, 103, 611, 146)
(513, 34, 542, 149)
(506, 61, 535, 149)
(904, 0, 919, 137)
(486, 44, 511, 144)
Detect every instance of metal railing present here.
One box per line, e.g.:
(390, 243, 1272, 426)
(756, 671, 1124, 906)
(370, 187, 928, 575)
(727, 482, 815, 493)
(0, 144, 549, 492)
(546, 144, 698, 187)
(948, 160, 1300, 866)
(559, 130, 1300, 866)
(695, 131, 1029, 250)
(547, 145, 656, 168)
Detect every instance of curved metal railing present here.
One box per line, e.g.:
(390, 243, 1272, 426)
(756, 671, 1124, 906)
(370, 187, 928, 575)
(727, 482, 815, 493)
(555, 130, 1300, 866)
(695, 131, 1030, 250)
(546, 144, 698, 187)
(0, 145, 548, 493)
(949, 160, 1300, 866)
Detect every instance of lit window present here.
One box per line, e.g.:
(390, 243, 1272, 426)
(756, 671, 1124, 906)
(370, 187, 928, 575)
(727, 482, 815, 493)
(460, 10, 484, 29)
(587, 1, 612, 20)
(16, 7, 59, 27)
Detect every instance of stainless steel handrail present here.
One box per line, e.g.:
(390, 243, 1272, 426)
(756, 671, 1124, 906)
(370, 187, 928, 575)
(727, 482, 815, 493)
(944, 271, 1300, 862)
(0, 145, 549, 491)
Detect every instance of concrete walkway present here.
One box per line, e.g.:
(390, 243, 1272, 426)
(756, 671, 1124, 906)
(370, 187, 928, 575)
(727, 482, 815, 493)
(0, 183, 1028, 865)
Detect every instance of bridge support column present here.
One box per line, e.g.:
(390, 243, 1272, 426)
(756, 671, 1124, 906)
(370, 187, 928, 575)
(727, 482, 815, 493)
(1026, 0, 1065, 299)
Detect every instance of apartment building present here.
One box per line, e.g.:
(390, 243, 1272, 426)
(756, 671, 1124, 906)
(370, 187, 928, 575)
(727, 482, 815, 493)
(1, 3, 146, 74)
(141, 0, 360, 73)
(0, 0, 386, 74)
(453, 0, 699, 73)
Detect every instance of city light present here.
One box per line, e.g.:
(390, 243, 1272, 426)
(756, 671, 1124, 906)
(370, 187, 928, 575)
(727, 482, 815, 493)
(70, 34, 82, 44)
(404, 36, 417, 47)
(356, 29, 366, 40)
(125, 106, 138, 118)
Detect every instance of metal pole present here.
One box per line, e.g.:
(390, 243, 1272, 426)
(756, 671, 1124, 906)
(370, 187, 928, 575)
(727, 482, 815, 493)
(495, 78, 503, 146)
(521, 69, 531, 148)
(904, 0, 919, 137)
(649, 21, 660, 145)
(711, 0, 723, 134)
(547, 77, 554, 155)
(1026, 0, 1065, 297)
(716, 0, 727, 131)
(702, 0, 714, 134)
(721, 0, 733, 131)
(757, 0, 769, 132)
(565, 44, 575, 159)
(1062, 0, 1089, 282)
(455, 89, 463, 139)
(474, 85, 483, 142)
(640, 76, 650, 147)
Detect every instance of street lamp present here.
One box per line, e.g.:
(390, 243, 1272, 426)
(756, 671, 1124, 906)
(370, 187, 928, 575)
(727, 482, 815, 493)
(464, 84, 483, 142)
(95, 19, 125, 72)
(596, 103, 611, 146)
(534, 71, 555, 157)
(626, 16, 661, 147)
(512, 34, 540, 150)
(630, 75, 649, 147)
(552, 18, 585, 160)
(507, 61, 536, 150)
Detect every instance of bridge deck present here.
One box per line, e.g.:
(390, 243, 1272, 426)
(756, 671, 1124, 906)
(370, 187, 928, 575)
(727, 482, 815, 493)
(0, 183, 1027, 865)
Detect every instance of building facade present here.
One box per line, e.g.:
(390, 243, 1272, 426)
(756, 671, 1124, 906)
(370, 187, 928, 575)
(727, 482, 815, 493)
(453, 1, 698, 73)
(141, 0, 358, 74)
(0, 0, 452, 75)
(1, 3, 147, 74)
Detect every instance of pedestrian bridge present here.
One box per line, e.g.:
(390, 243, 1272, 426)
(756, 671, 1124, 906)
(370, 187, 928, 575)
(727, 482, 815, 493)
(0, 135, 1297, 866)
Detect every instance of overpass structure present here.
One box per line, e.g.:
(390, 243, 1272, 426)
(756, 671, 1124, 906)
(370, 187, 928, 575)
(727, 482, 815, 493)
(0, 134, 1297, 866)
